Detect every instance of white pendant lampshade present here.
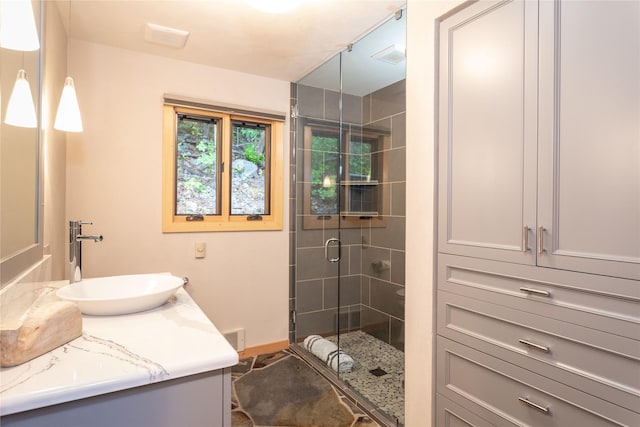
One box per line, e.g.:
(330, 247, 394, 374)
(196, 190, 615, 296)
(0, 0, 40, 51)
(4, 69, 37, 128)
(54, 77, 83, 132)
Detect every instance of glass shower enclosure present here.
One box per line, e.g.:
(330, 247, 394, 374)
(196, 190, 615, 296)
(290, 10, 406, 426)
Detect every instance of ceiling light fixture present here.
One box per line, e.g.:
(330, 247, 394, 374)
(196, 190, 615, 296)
(4, 69, 38, 128)
(247, 0, 302, 14)
(145, 23, 190, 49)
(54, 0, 83, 132)
(0, 0, 40, 51)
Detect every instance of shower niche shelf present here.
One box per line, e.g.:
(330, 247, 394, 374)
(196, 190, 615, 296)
(340, 180, 379, 218)
(340, 211, 379, 217)
(340, 180, 379, 186)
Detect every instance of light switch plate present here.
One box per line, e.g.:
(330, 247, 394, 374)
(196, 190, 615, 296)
(195, 242, 206, 258)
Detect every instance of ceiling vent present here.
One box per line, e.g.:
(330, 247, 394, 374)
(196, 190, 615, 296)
(371, 44, 405, 65)
(144, 23, 189, 49)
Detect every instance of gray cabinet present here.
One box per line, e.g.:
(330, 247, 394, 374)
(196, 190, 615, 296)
(437, 255, 640, 414)
(436, 395, 497, 427)
(1, 369, 232, 427)
(436, 1, 640, 426)
(438, 0, 538, 266)
(438, 337, 637, 427)
(536, 0, 640, 280)
(438, 0, 640, 280)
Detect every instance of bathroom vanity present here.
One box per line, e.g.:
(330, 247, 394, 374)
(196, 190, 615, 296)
(0, 282, 238, 427)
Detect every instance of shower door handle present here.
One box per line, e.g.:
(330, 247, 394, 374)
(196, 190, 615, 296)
(324, 238, 341, 263)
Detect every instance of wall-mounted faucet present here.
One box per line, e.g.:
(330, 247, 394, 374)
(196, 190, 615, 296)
(69, 220, 103, 283)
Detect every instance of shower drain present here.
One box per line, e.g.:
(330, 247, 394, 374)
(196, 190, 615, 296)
(369, 367, 388, 377)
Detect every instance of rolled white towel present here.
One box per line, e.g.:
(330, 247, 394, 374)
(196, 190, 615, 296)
(303, 334, 354, 373)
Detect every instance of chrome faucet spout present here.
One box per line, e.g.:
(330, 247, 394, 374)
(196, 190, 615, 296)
(69, 220, 103, 283)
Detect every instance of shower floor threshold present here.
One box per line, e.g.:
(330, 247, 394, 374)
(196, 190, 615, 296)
(289, 344, 403, 427)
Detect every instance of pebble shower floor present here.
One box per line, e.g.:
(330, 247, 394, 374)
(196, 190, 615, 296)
(315, 330, 405, 425)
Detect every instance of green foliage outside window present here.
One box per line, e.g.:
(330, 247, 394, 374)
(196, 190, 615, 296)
(311, 135, 339, 214)
(233, 126, 266, 166)
(196, 139, 216, 173)
(348, 140, 372, 180)
(231, 123, 269, 215)
(176, 117, 218, 215)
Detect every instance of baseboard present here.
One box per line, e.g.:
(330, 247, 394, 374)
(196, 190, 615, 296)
(237, 340, 289, 358)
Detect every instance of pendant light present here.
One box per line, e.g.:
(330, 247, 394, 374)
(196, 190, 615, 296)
(54, 0, 83, 132)
(4, 69, 38, 128)
(54, 77, 82, 132)
(1, 0, 40, 128)
(0, 0, 40, 51)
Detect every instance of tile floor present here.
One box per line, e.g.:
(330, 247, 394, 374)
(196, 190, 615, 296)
(231, 350, 382, 427)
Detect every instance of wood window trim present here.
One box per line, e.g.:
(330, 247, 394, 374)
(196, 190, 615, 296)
(162, 104, 283, 232)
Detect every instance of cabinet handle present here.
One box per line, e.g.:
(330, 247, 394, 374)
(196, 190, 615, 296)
(518, 397, 550, 414)
(522, 226, 530, 252)
(519, 339, 550, 353)
(538, 226, 545, 255)
(519, 287, 551, 297)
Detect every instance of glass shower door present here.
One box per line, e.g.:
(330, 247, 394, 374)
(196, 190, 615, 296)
(294, 51, 345, 346)
(292, 9, 406, 426)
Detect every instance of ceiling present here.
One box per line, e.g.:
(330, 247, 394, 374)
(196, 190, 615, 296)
(57, 0, 406, 85)
(299, 8, 406, 95)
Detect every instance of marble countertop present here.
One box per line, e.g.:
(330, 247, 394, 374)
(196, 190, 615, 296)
(0, 283, 238, 416)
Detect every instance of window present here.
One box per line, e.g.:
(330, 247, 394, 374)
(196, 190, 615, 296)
(302, 123, 387, 229)
(163, 103, 284, 232)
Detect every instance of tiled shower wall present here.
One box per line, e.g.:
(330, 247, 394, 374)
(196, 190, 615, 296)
(289, 80, 406, 351)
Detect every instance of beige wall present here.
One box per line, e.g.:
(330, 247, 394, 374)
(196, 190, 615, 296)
(405, 0, 465, 425)
(66, 40, 291, 348)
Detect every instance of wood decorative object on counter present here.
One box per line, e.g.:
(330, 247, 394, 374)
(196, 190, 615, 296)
(0, 301, 82, 367)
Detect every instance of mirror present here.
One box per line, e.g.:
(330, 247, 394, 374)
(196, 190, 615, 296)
(0, 0, 43, 286)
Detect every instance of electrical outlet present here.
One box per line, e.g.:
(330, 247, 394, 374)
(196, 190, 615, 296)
(223, 328, 245, 351)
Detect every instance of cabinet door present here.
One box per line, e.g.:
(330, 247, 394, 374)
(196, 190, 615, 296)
(537, 0, 640, 280)
(438, 0, 538, 265)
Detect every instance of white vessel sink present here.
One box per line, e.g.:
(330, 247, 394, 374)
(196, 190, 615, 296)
(57, 274, 185, 316)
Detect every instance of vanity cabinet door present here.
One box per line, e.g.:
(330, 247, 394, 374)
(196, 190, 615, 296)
(537, 0, 640, 280)
(438, 0, 538, 265)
